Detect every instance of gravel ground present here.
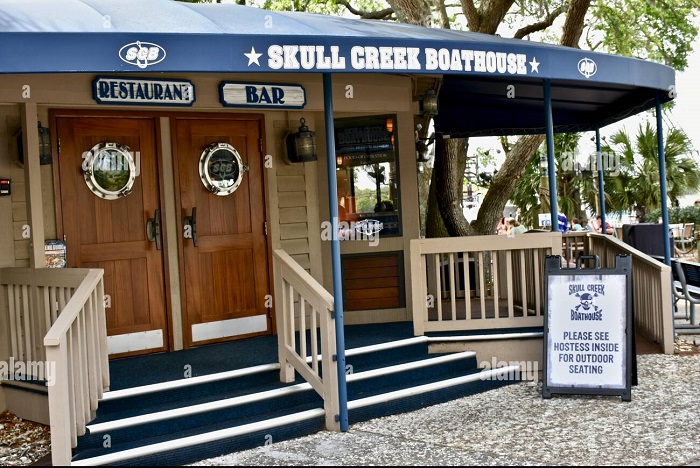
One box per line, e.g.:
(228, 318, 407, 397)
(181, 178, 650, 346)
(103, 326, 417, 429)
(2, 337, 698, 466)
(0, 411, 50, 466)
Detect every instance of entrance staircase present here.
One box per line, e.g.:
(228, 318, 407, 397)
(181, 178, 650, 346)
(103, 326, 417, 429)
(70, 336, 519, 466)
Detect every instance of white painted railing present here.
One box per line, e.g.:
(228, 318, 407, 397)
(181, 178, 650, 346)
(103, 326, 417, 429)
(1, 268, 93, 366)
(273, 250, 339, 431)
(44, 269, 108, 466)
(411, 233, 563, 335)
(1, 268, 108, 466)
(586, 233, 674, 354)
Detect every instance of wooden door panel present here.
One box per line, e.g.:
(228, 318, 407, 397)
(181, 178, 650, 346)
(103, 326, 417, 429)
(174, 117, 270, 347)
(56, 116, 168, 355)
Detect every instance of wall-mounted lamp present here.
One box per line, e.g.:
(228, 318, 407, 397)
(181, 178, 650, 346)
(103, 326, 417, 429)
(285, 118, 317, 163)
(16, 122, 52, 166)
(420, 89, 439, 117)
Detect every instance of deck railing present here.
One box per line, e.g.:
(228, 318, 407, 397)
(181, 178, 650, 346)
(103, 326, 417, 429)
(586, 233, 674, 354)
(0, 267, 108, 466)
(273, 249, 339, 431)
(412, 231, 673, 353)
(411, 232, 563, 335)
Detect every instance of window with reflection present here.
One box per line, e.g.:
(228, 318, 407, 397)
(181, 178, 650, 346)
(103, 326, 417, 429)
(335, 115, 401, 237)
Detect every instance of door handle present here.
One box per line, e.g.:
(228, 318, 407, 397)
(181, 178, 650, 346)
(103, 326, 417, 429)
(146, 208, 162, 251)
(184, 207, 198, 247)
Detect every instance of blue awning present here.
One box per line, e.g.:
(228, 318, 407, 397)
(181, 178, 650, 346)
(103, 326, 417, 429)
(0, 0, 675, 136)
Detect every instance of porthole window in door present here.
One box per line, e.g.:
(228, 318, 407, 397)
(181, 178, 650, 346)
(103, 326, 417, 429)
(198, 142, 248, 196)
(83, 142, 137, 200)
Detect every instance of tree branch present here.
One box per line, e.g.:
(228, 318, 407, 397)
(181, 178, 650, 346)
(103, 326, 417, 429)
(559, 0, 592, 48)
(461, 0, 480, 31)
(435, 0, 451, 29)
(513, 4, 568, 39)
(337, 0, 394, 19)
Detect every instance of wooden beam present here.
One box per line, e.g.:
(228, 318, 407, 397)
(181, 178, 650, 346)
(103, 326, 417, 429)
(20, 103, 45, 268)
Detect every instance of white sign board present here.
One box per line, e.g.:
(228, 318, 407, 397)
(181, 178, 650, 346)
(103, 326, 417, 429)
(538, 213, 551, 227)
(219, 82, 306, 109)
(546, 274, 627, 389)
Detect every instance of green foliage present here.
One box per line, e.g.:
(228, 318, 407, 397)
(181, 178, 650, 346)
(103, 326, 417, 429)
(602, 121, 700, 221)
(509, 150, 542, 228)
(510, 133, 602, 228)
(591, 0, 699, 70)
(647, 206, 700, 226)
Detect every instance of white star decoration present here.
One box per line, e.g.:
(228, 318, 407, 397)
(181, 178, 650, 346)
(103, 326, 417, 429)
(245, 47, 262, 66)
(529, 57, 540, 73)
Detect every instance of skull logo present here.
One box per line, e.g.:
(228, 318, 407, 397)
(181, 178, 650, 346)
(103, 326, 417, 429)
(580, 293, 594, 310)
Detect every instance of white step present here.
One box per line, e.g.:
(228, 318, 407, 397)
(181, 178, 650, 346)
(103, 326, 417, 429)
(348, 365, 521, 410)
(427, 332, 543, 342)
(88, 382, 314, 434)
(347, 351, 476, 383)
(102, 363, 280, 402)
(72, 408, 326, 466)
(102, 337, 432, 401)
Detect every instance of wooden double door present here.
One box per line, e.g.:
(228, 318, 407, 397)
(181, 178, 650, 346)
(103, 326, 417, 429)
(55, 113, 271, 356)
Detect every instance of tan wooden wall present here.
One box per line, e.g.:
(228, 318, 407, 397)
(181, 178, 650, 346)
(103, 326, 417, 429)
(0, 72, 419, 346)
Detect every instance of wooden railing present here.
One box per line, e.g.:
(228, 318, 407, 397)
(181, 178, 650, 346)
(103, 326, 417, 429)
(1, 268, 108, 466)
(411, 232, 563, 335)
(562, 231, 589, 266)
(586, 233, 674, 354)
(273, 249, 339, 431)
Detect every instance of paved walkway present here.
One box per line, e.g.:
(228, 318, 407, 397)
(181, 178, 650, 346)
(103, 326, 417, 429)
(193, 351, 700, 466)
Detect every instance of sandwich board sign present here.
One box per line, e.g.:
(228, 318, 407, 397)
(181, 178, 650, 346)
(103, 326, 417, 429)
(542, 254, 634, 401)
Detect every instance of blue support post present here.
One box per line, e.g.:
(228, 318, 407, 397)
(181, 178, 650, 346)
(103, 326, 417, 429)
(322, 73, 349, 431)
(544, 80, 559, 232)
(655, 95, 672, 266)
(595, 129, 607, 234)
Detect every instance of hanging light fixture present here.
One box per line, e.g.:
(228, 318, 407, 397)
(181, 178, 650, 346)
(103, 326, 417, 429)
(285, 118, 317, 163)
(420, 89, 439, 117)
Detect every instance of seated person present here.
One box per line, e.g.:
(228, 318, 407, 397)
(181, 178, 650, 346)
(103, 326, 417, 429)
(591, 215, 614, 234)
(496, 216, 507, 235)
(571, 217, 587, 231)
(507, 218, 528, 235)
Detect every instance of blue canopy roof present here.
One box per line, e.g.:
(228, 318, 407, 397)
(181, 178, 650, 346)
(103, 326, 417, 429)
(0, 0, 676, 136)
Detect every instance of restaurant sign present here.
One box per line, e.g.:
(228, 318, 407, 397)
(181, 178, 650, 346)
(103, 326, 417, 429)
(220, 82, 306, 109)
(93, 77, 195, 106)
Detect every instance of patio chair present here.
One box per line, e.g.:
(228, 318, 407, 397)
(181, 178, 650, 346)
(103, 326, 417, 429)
(670, 259, 689, 320)
(674, 261, 700, 327)
(673, 223, 696, 256)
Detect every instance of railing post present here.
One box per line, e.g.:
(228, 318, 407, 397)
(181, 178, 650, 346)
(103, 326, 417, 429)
(320, 310, 340, 431)
(273, 258, 295, 384)
(47, 341, 72, 466)
(410, 240, 425, 336)
(96, 276, 109, 392)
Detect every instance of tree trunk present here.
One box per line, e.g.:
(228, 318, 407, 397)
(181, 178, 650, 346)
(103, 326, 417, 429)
(387, 0, 432, 26)
(426, 168, 450, 238)
(433, 137, 471, 236)
(445, 0, 592, 237)
(473, 134, 546, 234)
